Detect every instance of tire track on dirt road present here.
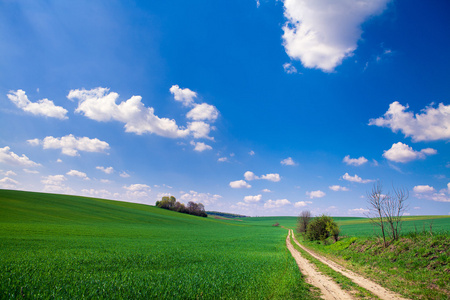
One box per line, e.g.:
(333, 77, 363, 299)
(286, 229, 354, 299)
(288, 229, 409, 300)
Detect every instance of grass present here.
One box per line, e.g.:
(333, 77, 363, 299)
(289, 234, 377, 299)
(0, 189, 317, 299)
(294, 218, 450, 300)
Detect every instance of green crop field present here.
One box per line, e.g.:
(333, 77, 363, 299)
(0, 189, 316, 299)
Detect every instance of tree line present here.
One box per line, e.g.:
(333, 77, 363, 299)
(155, 196, 207, 218)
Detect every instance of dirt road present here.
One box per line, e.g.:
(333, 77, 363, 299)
(286, 229, 409, 300)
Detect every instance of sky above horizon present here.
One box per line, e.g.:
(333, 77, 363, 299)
(1, 0, 449, 216)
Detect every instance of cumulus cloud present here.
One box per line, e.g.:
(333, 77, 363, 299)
(282, 0, 389, 72)
(24, 169, 39, 174)
(169, 85, 197, 107)
(29, 135, 110, 156)
(66, 170, 89, 180)
(190, 141, 212, 152)
(343, 155, 368, 166)
(180, 190, 222, 205)
(69, 87, 190, 138)
(188, 122, 213, 140)
(342, 173, 373, 183)
(0, 170, 16, 176)
(0, 146, 40, 167)
(348, 208, 369, 215)
(0, 177, 19, 189)
(369, 102, 450, 142)
(187, 103, 219, 121)
(120, 171, 130, 178)
(294, 201, 312, 207)
(123, 184, 151, 192)
(414, 183, 450, 203)
(329, 185, 349, 191)
(249, 150, 255, 156)
(383, 142, 437, 163)
(244, 171, 259, 181)
(306, 190, 326, 199)
(283, 63, 298, 74)
(261, 173, 281, 182)
(229, 180, 251, 189)
(413, 185, 435, 193)
(281, 157, 297, 166)
(41, 174, 66, 186)
(262, 188, 272, 193)
(7, 89, 68, 119)
(96, 166, 114, 174)
(264, 199, 291, 209)
(243, 194, 262, 203)
(244, 171, 281, 182)
(218, 157, 228, 162)
(81, 189, 113, 199)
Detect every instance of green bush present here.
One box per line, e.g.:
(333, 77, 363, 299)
(306, 215, 340, 242)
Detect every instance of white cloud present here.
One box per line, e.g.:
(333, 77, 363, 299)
(30, 135, 110, 156)
(283, 62, 298, 74)
(264, 199, 291, 209)
(100, 179, 111, 184)
(7, 89, 68, 119)
(413, 185, 435, 193)
(261, 173, 281, 182)
(120, 171, 130, 178)
(229, 180, 251, 189)
(180, 190, 222, 205)
(249, 150, 255, 156)
(281, 157, 297, 166)
(186, 103, 219, 122)
(56, 159, 63, 163)
(169, 85, 197, 107)
(123, 184, 151, 192)
(24, 169, 39, 174)
(244, 171, 281, 182)
(383, 142, 437, 163)
(66, 170, 89, 180)
(27, 139, 40, 146)
(306, 190, 326, 199)
(244, 171, 259, 181)
(243, 194, 262, 203)
(218, 157, 228, 162)
(294, 201, 312, 207)
(96, 166, 114, 174)
(41, 175, 66, 186)
(0, 177, 19, 189)
(329, 185, 349, 191)
(188, 122, 213, 139)
(0, 146, 40, 167)
(190, 141, 212, 152)
(81, 189, 113, 199)
(282, 0, 389, 72)
(348, 208, 370, 215)
(69, 87, 190, 138)
(262, 188, 272, 193)
(343, 155, 368, 166)
(369, 101, 450, 142)
(0, 170, 16, 176)
(342, 172, 373, 183)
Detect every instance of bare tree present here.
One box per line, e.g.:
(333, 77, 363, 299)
(366, 182, 409, 246)
(365, 181, 388, 247)
(383, 186, 408, 241)
(297, 210, 312, 234)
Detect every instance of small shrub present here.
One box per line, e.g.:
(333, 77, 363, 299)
(306, 215, 339, 242)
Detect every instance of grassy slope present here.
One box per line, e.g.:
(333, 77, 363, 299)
(0, 190, 316, 299)
(289, 216, 450, 300)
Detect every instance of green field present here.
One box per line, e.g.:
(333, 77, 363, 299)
(0, 189, 316, 299)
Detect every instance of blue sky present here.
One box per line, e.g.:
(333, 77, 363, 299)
(1, 0, 449, 216)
